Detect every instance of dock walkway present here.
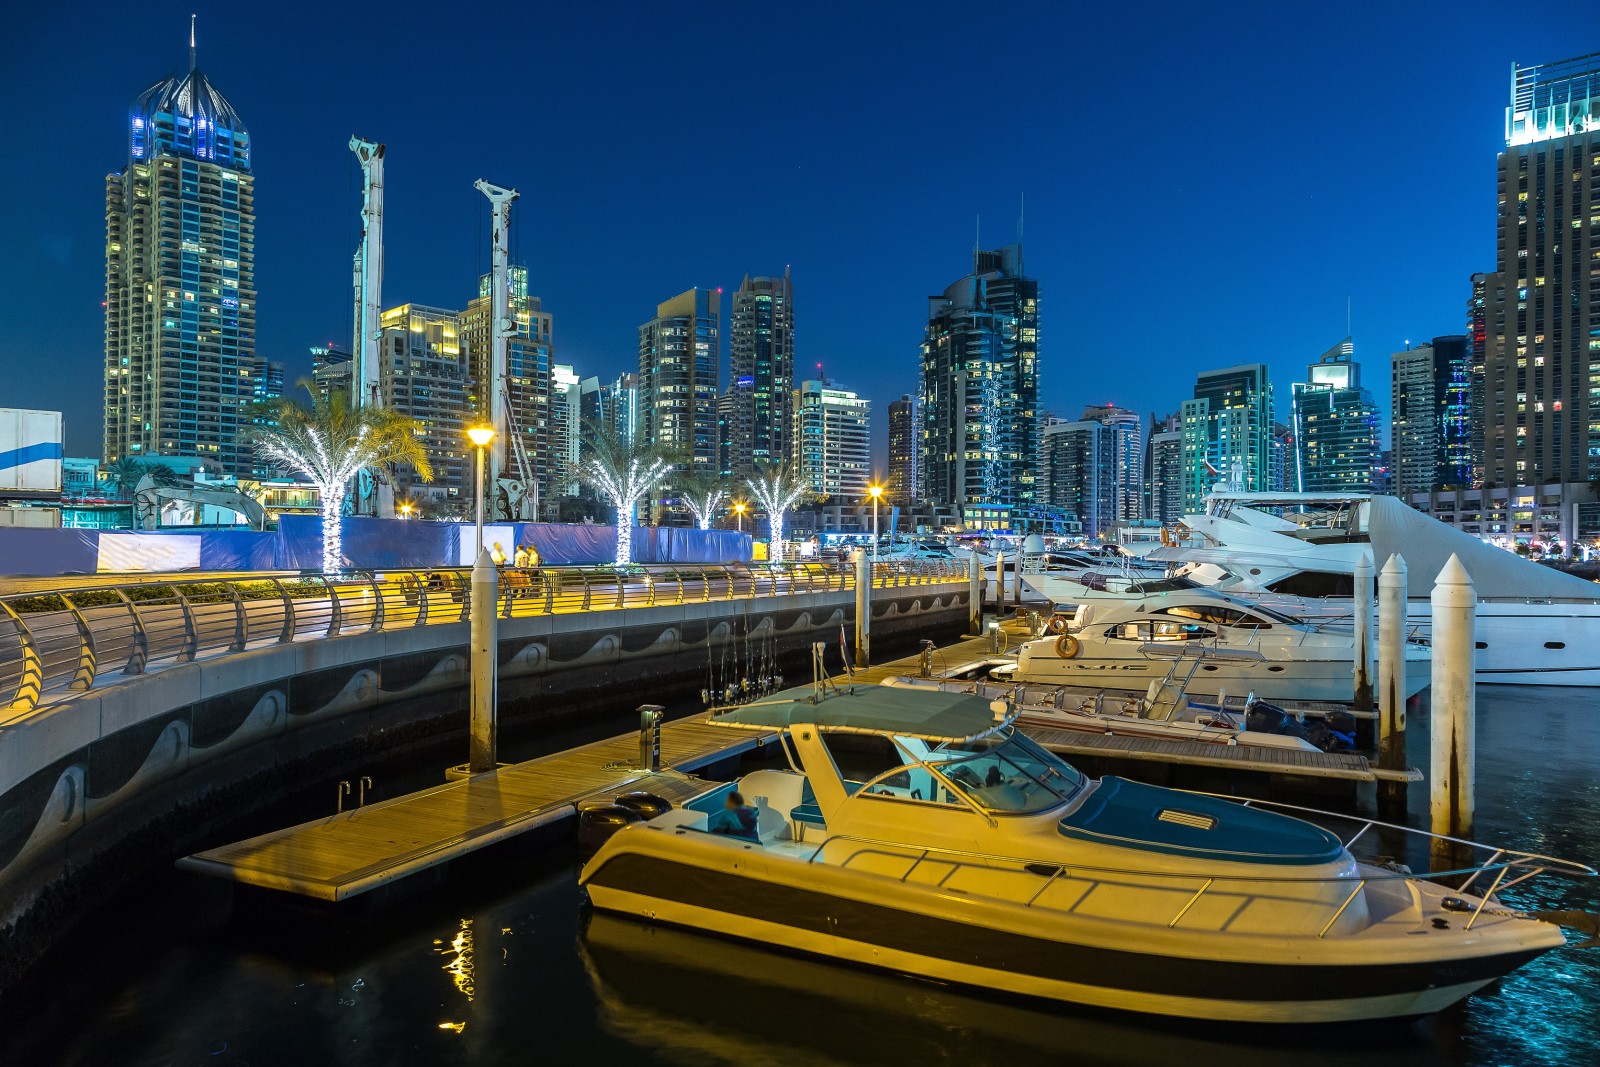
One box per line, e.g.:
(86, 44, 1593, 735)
(179, 718, 767, 901)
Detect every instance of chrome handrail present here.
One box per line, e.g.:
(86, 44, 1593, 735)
(0, 560, 965, 714)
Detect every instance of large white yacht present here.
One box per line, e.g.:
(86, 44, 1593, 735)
(1148, 492, 1600, 686)
(579, 685, 1592, 1022)
(995, 592, 1430, 704)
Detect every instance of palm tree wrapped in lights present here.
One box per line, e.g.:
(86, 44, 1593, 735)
(575, 420, 675, 567)
(746, 462, 805, 563)
(249, 382, 434, 574)
(677, 469, 729, 531)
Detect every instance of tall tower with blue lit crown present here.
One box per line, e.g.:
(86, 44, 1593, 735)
(104, 21, 257, 474)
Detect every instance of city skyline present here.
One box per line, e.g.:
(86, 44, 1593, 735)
(2, 3, 1593, 464)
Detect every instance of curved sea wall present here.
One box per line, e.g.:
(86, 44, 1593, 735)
(0, 583, 968, 987)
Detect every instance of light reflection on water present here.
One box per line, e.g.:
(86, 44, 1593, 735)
(4, 687, 1597, 1067)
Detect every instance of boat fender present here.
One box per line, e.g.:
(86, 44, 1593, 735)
(1054, 634, 1080, 659)
(578, 803, 644, 860)
(614, 791, 674, 820)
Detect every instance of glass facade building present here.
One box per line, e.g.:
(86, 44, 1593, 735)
(886, 394, 918, 503)
(1391, 336, 1474, 496)
(1290, 339, 1379, 493)
(725, 270, 793, 479)
(1180, 364, 1275, 510)
(792, 379, 871, 502)
(105, 51, 256, 474)
(918, 245, 1039, 514)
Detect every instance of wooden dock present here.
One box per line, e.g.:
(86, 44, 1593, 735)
(178, 718, 765, 901)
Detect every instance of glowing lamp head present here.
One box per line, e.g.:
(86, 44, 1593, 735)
(466, 426, 496, 448)
(734, 501, 747, 514)
(868, 485, 883, 500)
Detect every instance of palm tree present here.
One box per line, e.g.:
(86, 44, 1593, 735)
(104, 457, 160, 499)
(746, 462, 806, 562)
(675, 468, 729, 531)
(248, 382, 434, 573)
(574, 420, 675, 567)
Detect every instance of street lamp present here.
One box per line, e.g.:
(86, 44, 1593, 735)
(733, 500, 747, 534)
(868, 484, 884, 562)
(466, 425, 496, 558)
(399, 502, 414, 520)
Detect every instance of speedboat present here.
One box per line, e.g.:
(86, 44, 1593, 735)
(998, 593, 1430, 704)
(579, 684, 1593, 1022)
(1156, 492, 1600, 686)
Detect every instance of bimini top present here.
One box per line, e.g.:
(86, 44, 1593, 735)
(709, 684, 1010, 743)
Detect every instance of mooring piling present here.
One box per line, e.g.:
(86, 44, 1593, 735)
(1429, 553, 1476, 870)
(1377, 553, 1409, 810)
(1352, 553, 1374, 712)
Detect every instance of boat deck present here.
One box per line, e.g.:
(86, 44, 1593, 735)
(178, 718, 767, 901)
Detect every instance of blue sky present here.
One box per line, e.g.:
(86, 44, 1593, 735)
(0, 0, 1592, 459)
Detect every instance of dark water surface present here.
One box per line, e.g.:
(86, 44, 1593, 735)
(5, 687, 1598, 1067)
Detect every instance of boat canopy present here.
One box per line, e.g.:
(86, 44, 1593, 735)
(709, 685, 1010, 743)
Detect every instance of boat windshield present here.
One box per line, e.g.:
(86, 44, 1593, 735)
(922, 729, 1087, 815)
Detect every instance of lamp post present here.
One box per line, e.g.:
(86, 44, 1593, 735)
(399, 502, 414, 520)
(467, 425, 496, 558)
(868, 484, 884, 563)
(733, 500, 747, 534)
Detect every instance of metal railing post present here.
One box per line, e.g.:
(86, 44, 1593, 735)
(319, 575, 342, 638)
(415, 572, 431, 626)
(269, 578, 296, 643)
(543, 573, 555, 615)
(114, 589, 149, 674)
(365, 572, 385, 632)
(615, 574, 626, 609)
(58, 594, 99, 692)
(225, 582, 248, 652)
(581, 575, 593, 611)
(172, 587, 200, 662)
(0, 602, 44, 712)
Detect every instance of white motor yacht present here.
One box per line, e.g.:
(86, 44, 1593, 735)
(1155, 492, 1600, 685)
(579, 685, 1592, 1023)
(996, 593, 1430, 704)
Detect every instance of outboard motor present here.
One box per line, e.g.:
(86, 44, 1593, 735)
(578, 803, 644, 860)
(613, 791, 674, 820)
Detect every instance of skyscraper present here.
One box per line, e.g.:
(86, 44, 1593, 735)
(550, 364, 581, 497)
(792, 378, 871, 502)
(639, 288, 721, 478)
(1145, 412, 1185, 524)
(1391, 337, 1474, 496)
(919, 245, 1039, 524)
(887, 394, 918, 502)
(1040, 419, 1116, 538)
(1466, 273, 1491, 487)
(380, 303, 468, 501)
(579, 372, 640, 447)
(462, 266, 553, 515)
(1081, 403, 1143, 522)
(1180, 364, 1274, 510)
(726, 270, 794, 478)
(1290, 338, 1379, 493)
(104, 33, 256, 474)
(1482, 52, 1600, 487)
(310, 343, 353, 397)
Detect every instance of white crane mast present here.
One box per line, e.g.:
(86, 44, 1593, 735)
(350, 137, 392, 517)
(473, 179, 524, 519)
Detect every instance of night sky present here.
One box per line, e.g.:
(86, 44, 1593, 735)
(0, 1, 1591, 460)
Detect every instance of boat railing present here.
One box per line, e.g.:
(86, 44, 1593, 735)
(805, 807, 1595, 937)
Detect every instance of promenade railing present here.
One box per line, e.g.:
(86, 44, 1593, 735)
(0, 560, 964, 717)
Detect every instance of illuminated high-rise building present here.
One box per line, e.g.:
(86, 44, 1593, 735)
(1181, 364, 1274, 510)
(1145, 412, 1184, 524)
(887, 395, 918, 501)
(379, 303, 468, 501)
(726, 270, 793, 478)
(462, 266, 554, 514)
(1081, 403, 1144, 522)
(1391, 337, 1474, 496)
(1290, 339, 1379, 493)
(918, 245, 1039, 523)
(792, 378, 871, 502)
(640, 288, 720, 465)
(1483, 52, 1600, 487)
(104, 32, 256, 473)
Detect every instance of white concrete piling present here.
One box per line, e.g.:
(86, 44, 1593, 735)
(968, 551, 983, 635)
(1377, 554, 1408, 806)
(994, 551, 1006, 608)
(1430, 554, 1476, 868)
(1352, 553, 1374, 711)
(1013, 551, 1024, 606)
(854, 548, 871, 669)
(468, 548, 499, 775)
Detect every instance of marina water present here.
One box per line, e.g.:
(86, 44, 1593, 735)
(5, 686, 1597, 1066)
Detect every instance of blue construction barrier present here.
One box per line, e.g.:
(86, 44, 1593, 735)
(0, 518, 753, 576)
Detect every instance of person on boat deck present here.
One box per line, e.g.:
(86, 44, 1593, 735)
(513, 545, 530, 568)
(709, 791, 760, 841)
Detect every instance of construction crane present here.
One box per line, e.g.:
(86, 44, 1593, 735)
(350, 137, 393, 517)
(473, 179, 531, 521)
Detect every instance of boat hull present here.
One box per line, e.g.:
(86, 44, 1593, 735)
(582, 842, 1554, 1024)
(1004, 654, 1428, 705)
